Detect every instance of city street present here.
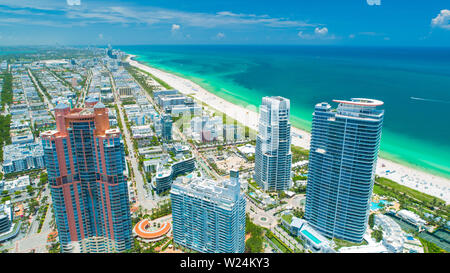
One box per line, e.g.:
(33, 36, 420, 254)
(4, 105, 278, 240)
(109, 70, 157, 211)
(27, 69, 55, 117)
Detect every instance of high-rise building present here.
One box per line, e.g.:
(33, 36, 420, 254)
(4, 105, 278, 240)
(41, 102, 132, 253)
(254, 96, 292, 191)
(170, 170, 246, 253)
(161, 114, 173, 141)
(305, 98, 384, 243)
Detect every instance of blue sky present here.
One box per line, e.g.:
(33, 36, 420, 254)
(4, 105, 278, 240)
(0, 0, 449, 46)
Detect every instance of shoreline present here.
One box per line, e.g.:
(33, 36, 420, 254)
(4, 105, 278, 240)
(125, 54, 450, 204)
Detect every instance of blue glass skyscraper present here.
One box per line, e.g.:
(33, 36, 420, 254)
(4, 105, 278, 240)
(305, 98, 384, 243)
(254, 96, 292, 191)
(170, 170, 246, 253)
(161, 114, 172, 141)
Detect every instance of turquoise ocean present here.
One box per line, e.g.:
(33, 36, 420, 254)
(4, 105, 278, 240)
(119, 45, 450, 179)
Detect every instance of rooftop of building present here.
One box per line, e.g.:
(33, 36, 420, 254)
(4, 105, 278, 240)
(171, 174, 242, 206)
(333, 98, 384, 107)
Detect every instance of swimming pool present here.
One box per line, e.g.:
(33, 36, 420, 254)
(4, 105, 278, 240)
(371, 200, 390, 211)
(301, 229, 322, 245)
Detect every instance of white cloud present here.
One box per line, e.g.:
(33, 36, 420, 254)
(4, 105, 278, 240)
(431, 9, 450, 30)
(314, 27, 328, 35)
(366, 0, 381, 6)
(67, 0, 81, 6)
(297, 31, 310, 39)
(98, 33, 103, 39)
(0, 2, 323, 35)
(349, 34, 355, 39)
(216, 32, 225, 39)
(171, 24, 180, 32)
(298, 27, 337, 41)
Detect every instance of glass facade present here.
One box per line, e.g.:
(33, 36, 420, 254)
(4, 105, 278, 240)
(254, 96, 292, 191)
(305, 98, 384, 243)
(161, 114, 172, 141)
(170, 170, 245, 253)
(42, 103, 132, 252)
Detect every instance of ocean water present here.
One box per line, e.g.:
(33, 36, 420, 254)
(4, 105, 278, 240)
(119, 45, 450, 179)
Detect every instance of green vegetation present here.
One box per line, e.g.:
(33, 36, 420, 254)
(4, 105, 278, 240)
(247, 178, 260, 189)
(371, 229, 383, 242)
(47, 242, 60, 253)
(375, 176, 445, 205)
(37, 203, 49, 233)
(126, 66, 157, 97)
(333, 238, 368, 250)
(292, 185, 307, 194)
(1, 72, 13, 110)
(39, 172, 48, 186)
(291, 145, 309, 162)
(128, 65, 173, 91)
(368, 213, 375, 229)
(126, 238, 156, 253)
(281, 213, 293, 224)
(292, 174, 307, 182)
(292, 208, 305, 219)
(114, 105, 129, 156)
(0, 114, 11, 162)
(150, 200, 171, 220)
(266, 229, 293, 253)
(245, 214, 264, 253)
(30, 71, 52, 101)
(147, 72, 173, 90)
(27, 198, 39, 214)
(374, 176, 449, 228)
(419, 237, 447, 253)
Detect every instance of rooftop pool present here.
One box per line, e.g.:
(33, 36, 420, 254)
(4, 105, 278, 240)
(301, 229, 322, 245)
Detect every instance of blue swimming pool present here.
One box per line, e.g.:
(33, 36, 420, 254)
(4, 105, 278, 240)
(301, 229, 321, 245)
(371, 200, 390, 211)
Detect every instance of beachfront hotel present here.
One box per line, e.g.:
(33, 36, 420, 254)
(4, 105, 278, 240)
(41, 101, 132, 253)
(170, 170, 246, 253)
(254, 96, 293, 191)
(304, 98, 384, 243)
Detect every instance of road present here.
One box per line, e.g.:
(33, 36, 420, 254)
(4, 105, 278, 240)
(109, 69, 157, 211)
(13, 188, 53, 253)
(75, 71, 92, 108)
(27, 69, 54, 118)
(246, 192, 306, 253)
(127, 68, 221, 181)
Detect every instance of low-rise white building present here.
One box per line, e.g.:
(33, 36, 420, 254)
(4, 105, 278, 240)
(1, 175, 31, 193)
(374, 214, 405, 253)
(397, 210, 426, 227)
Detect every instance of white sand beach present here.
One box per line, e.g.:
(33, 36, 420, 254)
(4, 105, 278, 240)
(127, 55, 450, 204)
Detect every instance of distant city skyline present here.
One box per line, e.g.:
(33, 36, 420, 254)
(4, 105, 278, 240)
(0, 0, 449, 46)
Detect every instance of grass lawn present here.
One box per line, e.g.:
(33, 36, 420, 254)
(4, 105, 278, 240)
(333, 238, 368, 250)
(281, 213, 293, 224)
(374, 176, 445, 206)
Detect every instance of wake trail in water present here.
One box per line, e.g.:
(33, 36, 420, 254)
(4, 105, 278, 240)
(410, 97, 450, 104)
